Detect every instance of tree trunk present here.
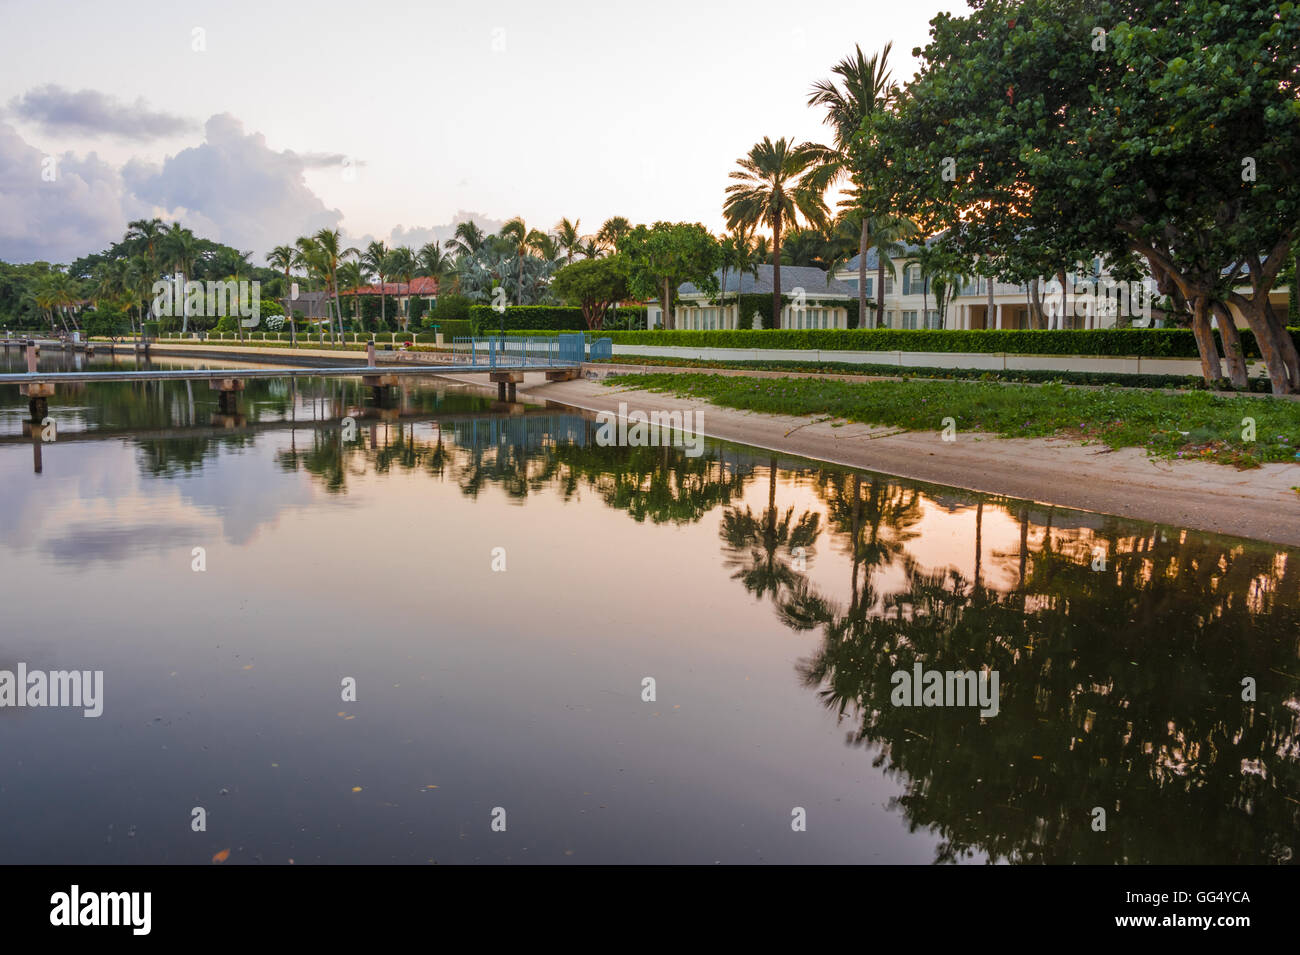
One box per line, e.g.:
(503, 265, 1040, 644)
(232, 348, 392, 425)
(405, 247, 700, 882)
(1189, 295, 1223, 384)
(986, 272, 995, 329)
(858, 219, 868, 328)
(1210, 301, 1249, 390)
(1056, 269, 1067, 329)
(662, 277, 673, 330)
(772, 211, 783, 331)
(1232, 294, 1299, 394)
(1029, 277, 1045, 328)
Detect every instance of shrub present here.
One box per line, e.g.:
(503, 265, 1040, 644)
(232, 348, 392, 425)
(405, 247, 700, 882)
(592, 327, 1299, 358)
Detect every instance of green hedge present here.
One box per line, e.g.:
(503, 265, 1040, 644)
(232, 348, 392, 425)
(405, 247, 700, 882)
(468, 305, 645, 332)
(595, 327, 1300, 358)
(428, 319, 472, 339)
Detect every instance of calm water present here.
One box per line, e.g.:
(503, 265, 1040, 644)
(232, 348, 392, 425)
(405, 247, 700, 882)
(1, 348, 1297, 864)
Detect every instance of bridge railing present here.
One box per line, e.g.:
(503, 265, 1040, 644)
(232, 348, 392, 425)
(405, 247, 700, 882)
(450, 335, 590, 367)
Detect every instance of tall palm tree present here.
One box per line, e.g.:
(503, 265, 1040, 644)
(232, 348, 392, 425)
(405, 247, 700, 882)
(808, 43, 896, 324)
(596, 216, 632, 252)
(49, 271, 81, 332)
(723, 137, 830, 328)
(162, 224, 199, 332)
(313, 228, 358, 340)
(361, 241, 390, 329)
(337, 260, 368, 324)
(499, 217, 547, 306)
(387, 245, 417, 331)
(125, 217, 165, 276)
(267, 245, 298, 343)
(554, 218, 582, 263)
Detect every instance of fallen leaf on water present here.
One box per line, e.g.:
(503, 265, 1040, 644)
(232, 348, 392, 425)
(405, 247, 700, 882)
(242, 665, 254, 670)
(344, 715, 356, 720)
(337, 712, 345, 717)
(351, 786, 363, 792)
(424, 785, 438, 790)
(212, 849, 230, 863)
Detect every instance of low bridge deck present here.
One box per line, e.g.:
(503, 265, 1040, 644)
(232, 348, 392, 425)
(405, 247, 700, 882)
(0, 364, 572, 385)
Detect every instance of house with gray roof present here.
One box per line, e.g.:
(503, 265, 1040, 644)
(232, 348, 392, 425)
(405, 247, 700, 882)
(647, 265, 855, 330)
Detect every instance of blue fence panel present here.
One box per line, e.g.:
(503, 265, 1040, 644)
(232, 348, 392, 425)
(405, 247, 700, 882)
(589, 338, 612, 361)
(557, 333, 585, 364)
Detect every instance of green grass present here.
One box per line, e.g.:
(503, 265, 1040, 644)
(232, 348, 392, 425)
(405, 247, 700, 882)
(593, 354, 1276, 392)
(612, 372, 1300, 468)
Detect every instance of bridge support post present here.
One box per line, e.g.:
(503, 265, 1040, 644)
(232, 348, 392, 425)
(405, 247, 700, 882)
(367, 341, 376, 367)
(19, 381, 54, 423)
(489, 371, 523, 403)
(208, 377, 245, 414)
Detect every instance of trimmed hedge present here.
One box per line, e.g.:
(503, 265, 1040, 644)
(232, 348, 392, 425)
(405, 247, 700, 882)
(596, 327, 1300, 358)
(468, 305, 646, 332)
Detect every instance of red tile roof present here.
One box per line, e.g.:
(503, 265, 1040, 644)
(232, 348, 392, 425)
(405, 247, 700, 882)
(340, 277, 439, 297)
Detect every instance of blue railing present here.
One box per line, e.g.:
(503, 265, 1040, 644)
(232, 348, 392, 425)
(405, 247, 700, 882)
(450, 335, 605, 366)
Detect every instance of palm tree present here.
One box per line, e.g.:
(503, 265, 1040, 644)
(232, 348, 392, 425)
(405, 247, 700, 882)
(337, 260, 368, 324)
(387, 245, 417, 331)
(267, 245, 298, 343)
(808, 43, 896, 324)
(361, 241, 390, 330)
(723, 137, 830, 328)
(719, 229, 761, 326)
(417, 242, 453, 287)
(162, 224, 199, 332)
(125, 218, 165, 276)
(444, 221, 485, 258)
(596, 216, 632, 252)
(862, 214, 916, 327)
(49, 271, 81, 332)
(554, 218, 582, 263)
(313, 228, 358, 340)
(499, 217, 547, 306)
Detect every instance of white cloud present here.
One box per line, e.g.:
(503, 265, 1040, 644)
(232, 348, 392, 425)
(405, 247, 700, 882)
(7, 85, 195, 141)
(0, 111, 346, 263)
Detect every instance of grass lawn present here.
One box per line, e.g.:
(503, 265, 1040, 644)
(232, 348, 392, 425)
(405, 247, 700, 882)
(613, 372, 1300, 468)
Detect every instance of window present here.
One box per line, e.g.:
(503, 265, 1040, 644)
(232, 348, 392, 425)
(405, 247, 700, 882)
(902, 310, 918, 329)
(864, 277, 874, 299)
(926, 309, 940, 329)
(884, 275, 894, 295)
(842, 278, 858, 293)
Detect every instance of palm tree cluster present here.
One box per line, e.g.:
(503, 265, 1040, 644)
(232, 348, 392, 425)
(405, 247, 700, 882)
(722, 43, 937, 328)
(260, 215, 636, 335)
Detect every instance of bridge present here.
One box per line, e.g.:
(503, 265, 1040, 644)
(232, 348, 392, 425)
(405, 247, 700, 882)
(1, 336, 595, 418)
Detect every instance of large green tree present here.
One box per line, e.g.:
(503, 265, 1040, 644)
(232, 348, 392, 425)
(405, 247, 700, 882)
(550, 254, 629, 330)
(622, 222, 723, 330)
(860, 0, 1300, 392)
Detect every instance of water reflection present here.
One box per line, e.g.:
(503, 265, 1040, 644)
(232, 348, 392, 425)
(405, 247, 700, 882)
(1, 358, 1297, 864)
(255, 403, 1300, 863)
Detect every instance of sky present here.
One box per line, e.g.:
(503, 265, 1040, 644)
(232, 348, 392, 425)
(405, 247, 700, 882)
(0, 0, 966, 264)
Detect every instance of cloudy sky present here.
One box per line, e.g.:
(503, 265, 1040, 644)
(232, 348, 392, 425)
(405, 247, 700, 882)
(0, 0, 963, 264)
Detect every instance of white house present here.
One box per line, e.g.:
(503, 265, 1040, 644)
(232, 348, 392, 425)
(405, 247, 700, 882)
(646, 265, 855, 330)
(832, 244, 1158, 330)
